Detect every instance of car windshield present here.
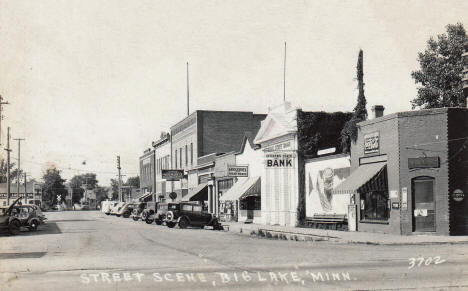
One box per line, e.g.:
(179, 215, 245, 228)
(168, 204, 178, 210)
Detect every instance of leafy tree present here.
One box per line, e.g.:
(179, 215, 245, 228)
(411, 23, 468, 108)
(0, 159, 23, 183)
(69, 173, 99, 203)
(341, 49, 368, 153)
(42, 168, 67, 204)
(124, 176, 140, 188)
(95, 186, 109, 204)
(110, 178, 119, 200)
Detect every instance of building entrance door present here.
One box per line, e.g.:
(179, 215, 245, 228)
(412, 178, 436, 232)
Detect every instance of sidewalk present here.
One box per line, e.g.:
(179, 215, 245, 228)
(224, 221, 468, 245)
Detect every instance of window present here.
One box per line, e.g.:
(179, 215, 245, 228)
(179, 148, 182, 168)
(182, 204, 192, 211)
(193, 205, 202, 212)
(174, 151, 177, 169)
(190, 143, 193, 165)
(360, 191, 389, 221)
(185, 145, 188, 166)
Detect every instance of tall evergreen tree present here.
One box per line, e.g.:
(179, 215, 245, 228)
(340, 49, 368, 153)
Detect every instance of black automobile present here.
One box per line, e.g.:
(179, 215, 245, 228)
(148, 202, 168, 225)
(11, 204, 47, 231)
(164, 202, 222, 230)
(0, 198, 23, 235)
(141, 202, 157, 224)
(131, 202, 147, 221)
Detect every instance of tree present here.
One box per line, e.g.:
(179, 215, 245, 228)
(411, 23, 468, 109)
(69, 173, 99, 204)
(340, 49, 368, 153)
(42, 168, 67, 204)
(110, 178, 119, 200)
(124, 176, 140, 188)
(95, 186, 109, 204)
(0, 159, 23, 184)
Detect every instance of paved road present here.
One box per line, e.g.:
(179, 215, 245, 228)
(1, 211, 468, 291)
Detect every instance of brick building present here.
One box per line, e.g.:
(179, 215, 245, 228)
(152, 132, 172, 202)
(334, 106, 468, 235)
(139, 148, 156, 194)
(171, 110, 266, 212)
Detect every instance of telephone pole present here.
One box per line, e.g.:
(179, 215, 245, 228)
(24, 172, 27, 204)
(14, 138, 25, 201)
(117, 156, 122, 202)
(0, 95, 9, 147)
(5, 127, 11, 205)
(186, 62, 190, 116)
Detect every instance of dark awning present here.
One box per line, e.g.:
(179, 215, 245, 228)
(183, 183, 208, 201)
(332, 162, 387, 194)
(220, 176, 261, 201)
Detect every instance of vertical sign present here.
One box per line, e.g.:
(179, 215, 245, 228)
(401, 187, 408, 210)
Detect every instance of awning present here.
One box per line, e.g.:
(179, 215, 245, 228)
(220, 176, 261, 201)
(332, 162, 387, 194)
(183, 183, 208, 201)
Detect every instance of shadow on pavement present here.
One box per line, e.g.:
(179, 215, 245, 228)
(0, 252, 47, 259)
(19, 222, 62, 236)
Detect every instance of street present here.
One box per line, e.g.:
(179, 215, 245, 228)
(0, 211, 467, 290)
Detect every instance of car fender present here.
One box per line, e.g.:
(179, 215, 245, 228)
(177, 215, 191, 224)
(8, 217, 21, 225)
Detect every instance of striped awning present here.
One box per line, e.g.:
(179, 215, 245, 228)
(183, 183, 208, 201)
(332, 162, 387, 194)
(137, 192, 153, 201)
(220, 176, 261, 201)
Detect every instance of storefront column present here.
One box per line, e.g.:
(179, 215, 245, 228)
(208, 185, 213, 213)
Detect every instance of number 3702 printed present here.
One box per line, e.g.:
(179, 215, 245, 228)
(408, 256, 446, 269)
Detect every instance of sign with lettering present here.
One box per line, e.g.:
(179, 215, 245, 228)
(162, 170, 184, 181)
(265, 153, 294, 168)
(264, 141, 292, 152)
(392, 202, 400, 209)
(364, 132, 379, 154)
(227, 165, 249, 177)
(453, 189, 464, 202)
(0, 193, 7, 199)
(401, 187, 408, 210)
(408, 157, 440, 169)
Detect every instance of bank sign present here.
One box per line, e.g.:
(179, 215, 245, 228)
(265, 153, 295, 168)
(227, 165, 249, 177)
(364, 132, 379, 154)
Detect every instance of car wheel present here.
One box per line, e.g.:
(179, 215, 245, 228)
(155, 220, 162, 225)
(29, 220, 39, 231)
(167, 222, 176, 228)
(145, 218, 154, 224)
(8, 220, 21, 235)
(132, 216, 139, 221)
(178, 218, 189, 229)
(123, 211, 130, 218)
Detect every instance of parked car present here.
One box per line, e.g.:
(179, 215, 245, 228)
(141, 202, 157, 224)
(131, 202, 147, 221)
(0, 198, 23, 235)
(103, 201, 118, 215)
(148, 202, 169, 225)
(116, 203, 136, 218)
(164, 202, 223, 230)
(11, 204, 47, 231)
(110, 202, 125, 216)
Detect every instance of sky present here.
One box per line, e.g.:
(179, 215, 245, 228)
(0, 0, 467, 186)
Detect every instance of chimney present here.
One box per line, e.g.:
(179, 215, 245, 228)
(371, 105, 385, 119)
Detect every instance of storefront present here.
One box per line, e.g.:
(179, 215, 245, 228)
(220, 176, 261, 223)
(334, 107, 468, 235)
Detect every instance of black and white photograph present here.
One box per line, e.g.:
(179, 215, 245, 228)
(1, 1, 468, 290)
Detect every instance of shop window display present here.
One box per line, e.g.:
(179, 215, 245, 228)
(360, 191, 389, 221)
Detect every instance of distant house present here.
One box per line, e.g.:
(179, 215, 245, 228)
(0, 182, 42, 207)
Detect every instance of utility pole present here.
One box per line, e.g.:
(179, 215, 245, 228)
(0, 95, 9, 147)
(283, 42, 287, 102)
(5, 127, 11, 205)
(24, 172, 27, 204)
(117, 156, 122, 202)
(14, 138, 25, 202)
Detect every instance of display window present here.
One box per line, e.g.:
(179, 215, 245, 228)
(360, 190, 389, 221)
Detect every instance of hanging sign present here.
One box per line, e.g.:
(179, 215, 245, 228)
(453, 189, 464, 202)
(401, 187, 408, 210)
(364, 132, 380, 154)
(162, 170, 184, 181)
(227, 165, 249, 177)
(408, 157, 440, 169)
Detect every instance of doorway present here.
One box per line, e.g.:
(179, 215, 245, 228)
(412, 177, 436, 232)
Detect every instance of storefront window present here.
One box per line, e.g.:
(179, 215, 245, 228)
(239, 196, 261, 210)
(360, 191, 389, 221)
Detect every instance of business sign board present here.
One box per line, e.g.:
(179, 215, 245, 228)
(162, 170, 184, 181)
(227, 165, 249, 177)
(364, 132, 379, 154)
(265, 153, 295, 168)
(408, 157, 440, 169)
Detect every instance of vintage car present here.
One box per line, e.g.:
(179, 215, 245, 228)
(141, 202, 157, 224)
(12, 204, 46, 231)
(131, 202, 147, 221)
(0, 198, 23, 235)
(164, 202, 223, 230)
(110, 202, 125, 216)
(116, 202, 135, 218)
(148, 202, 169, 225)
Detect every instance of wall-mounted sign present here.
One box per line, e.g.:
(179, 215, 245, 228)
(0, 193, 7, 199)
(227, 165, 249, 177)
(364, 132, 380, 154)
(265, 153, 295, 167)
(264, 141, 292, 152)
(392, 202, 400, 209)
(401, 187, 408, 210)
(162, 169, 184, 181)
(389, 190, 399, 199)
(408, 157, 440, 169)
(453, 189, 464, 202)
